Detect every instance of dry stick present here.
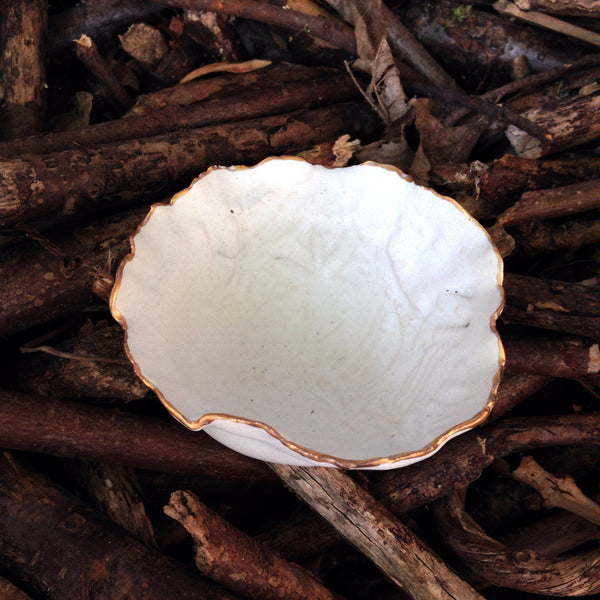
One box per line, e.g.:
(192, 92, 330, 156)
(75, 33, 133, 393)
(75, 34, 132, 110)
(270, 464, 485, 600)
(484, 54, 600, 104)
(161, 0, 357, 55)
(407, 78, 549, 143)
(47, 0, 161, 53)
(383, 5, 457, 89)
(505, 85, 600, 158)
(0, 577, 33, 600)
(516, 218, 600, 254)
(0, 74, 361, 158)
(0, 453, 239, 600)
(503, 335, 600, 384)
(477, 154, 600, 205)
(513, 273, 597, 319)
(514, 455, 600, 526)
(444, 54, 600, 127)
(502, 509, 600, 555)
(0, 390, 275, 482)
(79, 462, 157, 547)
(373, 411, 600, 516)
(494, 0, 600, 47)
(0, 0, 47, 139)
(0, 207, 147, 336)
(502, 272, 600, 339)
(0, 101, 375, 229)
(514, 0, 600, 17)
(165, 490, 342, 600)
(498, 179, 600, 227)
(435, 490, 600, 596)
(15, 322, 151, 401)
(488, 373, 552, 419)
(126, 62, 332, 115)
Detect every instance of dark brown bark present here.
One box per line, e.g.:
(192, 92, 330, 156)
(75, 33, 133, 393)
(477, 154, 600, 206)
(14, 321, 150, 401)
(75, 34, 132, 110)
(0, 102, 376, 229)
(47, 0, 162, 54)
(505, 77, 600, 158)
(375, 413, 600, 516)
(514, 218, 600, 254)
(0, 0, 47, 139)
(488, 373, 552, 419)
(0, 453, 239, 600)
(162, 0, 357, 55)
(78, 462, 157, 547)
(165, 490, 341, 600)
(0, 390, 274, 481)
(434, 490, 600, 596)
(501, 510, 600, 555)
(0, 208, 146, 336)
(514, 0, 600, 17)
(0, 577, 33, 600)
(498, 179, 600, 227)
(399, 0, 585, 91)
(270, 464, 485, 600)
(503, 335, 600, 384)
(255, 510, 341, 563)
(0, 74, 361, 158)
(502, 273, 600, 339)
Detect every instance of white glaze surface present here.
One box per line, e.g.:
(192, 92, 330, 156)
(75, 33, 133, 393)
(114, 159, 503, 467)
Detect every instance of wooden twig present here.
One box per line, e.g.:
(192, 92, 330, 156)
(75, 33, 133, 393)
(435, 490, 600, 596)
(161, 0, 357, 55)
(0, 453, 239, 600)
(504, 335, 600, 383)
(0, 390, 274, 482)
(482, 54, 600, 104)
(498, 179, 600, 227)
(489, 373, 553, 419)
(477, 154, 600, 205)
(0, 74, 361, 157)
(0, 208, 146, 336)
(384, 5, 457, 90)
(75, 34, 132, 110)
(0, 0, 47, 139)
(407, 78, 549, 142)
(79, 462, 157, 547)
(514, 219, 600, 254)
(374, 412, 600, 516)
(254, 510, 340, 563)
(399, 1, 582, 89)
(0, 577, 33, 600)
(270, 464, 485, 600)
(514, 455, 600, 525)
(501, 509, 600, 555)
(505, 81, 600, 158)
(165, 490, 342, 600)
(502, 273, 600, 339)
(0, 101, 376, 229)
(494, 0, 600, 47)
(514, 0, 600, 17)
(47, 0, 161, 53)
(14, 321, 150, 401)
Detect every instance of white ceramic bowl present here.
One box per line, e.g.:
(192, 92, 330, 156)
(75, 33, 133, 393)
(111, 158, 504, 469)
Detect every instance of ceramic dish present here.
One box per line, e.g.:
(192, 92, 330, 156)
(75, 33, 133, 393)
(111, 158, 504, 469)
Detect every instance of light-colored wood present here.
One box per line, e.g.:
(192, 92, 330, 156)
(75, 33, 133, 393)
(270, 464, 485, 600)
(494, 0, 600, 47)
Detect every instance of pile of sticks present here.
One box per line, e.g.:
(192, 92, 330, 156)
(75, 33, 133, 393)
(1, 1, 600, 598)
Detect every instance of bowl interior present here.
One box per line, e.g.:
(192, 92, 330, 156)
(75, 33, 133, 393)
(113, 159, 503, 463)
